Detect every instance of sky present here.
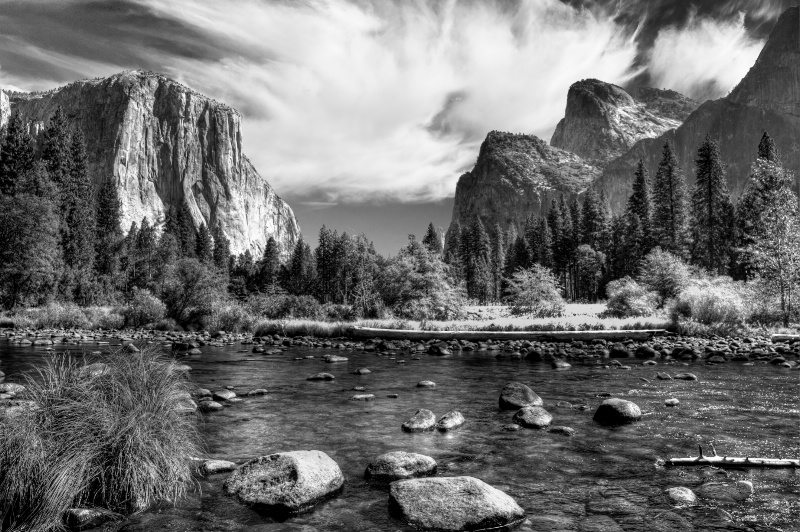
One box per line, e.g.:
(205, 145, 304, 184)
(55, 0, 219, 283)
(0, 0, 791, 254)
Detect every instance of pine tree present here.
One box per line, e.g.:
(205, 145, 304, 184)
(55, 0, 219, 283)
(211, 222, 231, 271)
(757, 131, 779, 162)
(422, 222, 443, 255)
(285, 236, 316, 295)
(0, 112, 35, 196)
(690, 135, 734, 274)
(580, 189, 605, 251)
(651, 141, 690, 258)
(536, 216, 554, 268)
(62, 129, 96, 269)
(176, 200, 196, 257)
(42, 107, 72, 193)
(444, 222, 462, 265)
(490, 224, 505, 301)
(523, 215, 539, 264)
(94, 178, 122, 276)
(627, 159, 652, 250)
(504, 235, 531, 277)
(163, 205, 179, 238)
(195, 222, 212, 263)
(256, 237, 281, 292)
(134, 218, 157, 288)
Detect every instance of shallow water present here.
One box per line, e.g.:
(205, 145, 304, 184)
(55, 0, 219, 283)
(1, 338, 799, 531)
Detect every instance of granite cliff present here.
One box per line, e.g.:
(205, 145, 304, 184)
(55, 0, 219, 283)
(0, 70, 299, 257)
(448, 131, 600, 238)
(550, 79, 698, 164)
(597, 6, 800, 211)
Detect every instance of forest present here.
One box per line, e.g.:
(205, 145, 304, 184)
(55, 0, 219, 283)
(0, 109, 798, 334)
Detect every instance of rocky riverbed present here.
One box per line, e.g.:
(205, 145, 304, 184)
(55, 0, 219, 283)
(1, 327, 798, 531)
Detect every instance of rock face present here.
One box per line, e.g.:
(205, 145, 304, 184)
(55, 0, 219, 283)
(598, 7, 800, 210)
(0, 90, 8, 131)
(223, 450, 344, 515)
(0, 71, 299, 257)
(551, 79, 698, 164)
(389, 476, 526, 531)
(448, 131, 599, 242)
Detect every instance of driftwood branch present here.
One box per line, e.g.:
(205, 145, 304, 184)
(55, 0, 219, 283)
(666, 446, 799, 468)
(348, 326, 666, 342)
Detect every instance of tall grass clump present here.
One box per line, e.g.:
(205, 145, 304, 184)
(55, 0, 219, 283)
(0, 346, 200, 531)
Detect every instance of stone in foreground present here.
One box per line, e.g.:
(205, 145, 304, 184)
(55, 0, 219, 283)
(223, 450, 344, 515)
(666, 486, 697, 506)
(200, 459, 238, 476)
(389, 476, 526, 531)
(512, 406, 552, 429)
(499, 382, 543, 410)
(593, 398, 642, 426)
(696, 481, 754, 503)
(436, 410, 466, 431)
(402, 409, 436, 432)
(365, 451, 437, 481)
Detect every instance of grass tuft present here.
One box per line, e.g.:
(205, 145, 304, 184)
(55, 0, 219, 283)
(0, 346, 200, 531)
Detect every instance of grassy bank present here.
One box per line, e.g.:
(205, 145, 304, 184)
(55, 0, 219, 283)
(0, 346, 200, 531)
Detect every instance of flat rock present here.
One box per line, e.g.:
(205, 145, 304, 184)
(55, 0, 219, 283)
(223, 450, 344, 515)
(674, 373, 698, 381)
(212, 390, 236, 401)
(417, 380, 436, 388)
(512, 406, 553, 429)
(388, 476, 526, 531)
(402, 409, 436, 432)
(593, 398, 642, 426)
(365, 451, 437, 481)
(307, 373, 335, 381)
(697, 481, 753, 503)
(499, 382, 542, 410)
(351, 394, 375, 401)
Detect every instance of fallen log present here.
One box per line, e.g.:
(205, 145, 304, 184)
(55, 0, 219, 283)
(771, 333, 800, 343)
(348, 326, 666, 342)
(665, 445, 799, 469)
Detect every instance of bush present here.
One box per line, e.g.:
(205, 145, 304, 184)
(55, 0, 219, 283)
(162, 259, 225, 326)
(321, 303, 357, 322)
(202, 301, 255, 333)
(637, 248, 692, 307)
(506, 265, 565, 318)
(603, 277, 658, 318)
(247, 293, 324, 320)
(0, 347, 200, 531)
(121, 289, 166, 328)
(669, 277, 749, 327)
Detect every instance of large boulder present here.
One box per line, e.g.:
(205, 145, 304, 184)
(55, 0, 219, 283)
(365, 451, 437, 481)
(499, 382, 542, 410)
(389, 476, 526, 531)
(223, 450, 344, 515)
(593, 398, 642, 426)
(512, 406, 553, 429)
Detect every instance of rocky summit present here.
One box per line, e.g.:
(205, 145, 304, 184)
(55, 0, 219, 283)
(550, 79, 698, 164)
(597, 6, 800, 210)
(448, 131, 599, 240)
(0, 70, 299, 257)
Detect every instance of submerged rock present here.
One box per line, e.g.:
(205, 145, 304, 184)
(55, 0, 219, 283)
(365, 451, 437, 481)
(674, 373, 698, 381)
(665, 486, 697, 506)
(402, 409, 436, 432)
(697, 481, 754, 503)
(307, 373, 335, 381)
(499, 382, 542, 410)
(388, 476, 526, 531)
(212, 390, 236, 401)
(65, 508, 113, 530)
(223, 450, 344, 515)
(200, 459, 238, 476)
(512, 406, 553, 429)
(593, 398, 642, 426)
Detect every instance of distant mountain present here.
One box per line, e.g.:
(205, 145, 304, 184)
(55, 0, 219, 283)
(448, 131, 600, 237)
(551, 79, 698, 164)
(0, 70, 299, 257)
(597, 6, 800, 211)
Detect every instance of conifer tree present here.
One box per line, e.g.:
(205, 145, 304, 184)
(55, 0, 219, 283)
(523, 215, 539, 264)
(62, 129, 96, 269)
(42, 107, 71, 193)
(134, 218, 157, 288)
(580, 189, 605, 251)
(444, 221, 462, 266)
(504, 235, 531, 277)
(536, 216, 554, 268)
(211, 222, 231, 271)
(0, 112, 35, 196)
(422, 222, 443, 255)
(490, 224, 505, 301)
(94, 178, 122, 276)
(257, 237, 281, 293)
(176, 201, 196, 257)
(195, 222, 212, 263)
(569, 197, 582, 247)
(285, 235, 316, 295)
(651, 141, 690, 258)
(690, 135, 734, 274)
(163, 205, 180, 239)
(757, 131, 778, 162)
(627, 159, 652, 250)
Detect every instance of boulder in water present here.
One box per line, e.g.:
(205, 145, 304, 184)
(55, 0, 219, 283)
(223, 450, 344, 515)
(512, 406, 553, 429)
(201, 459, 238, 476)
(665, 486, 697, 506)
(401, 409, 436, 432)
(499, 382, 542, 410)
(696, 481, 753, 503)
(436, 411, 465, 431)
(388, 476, 526, 531)
(593, 398, 642, 426)
(307, 373, 335, 381)
(365, 451, 437, 481)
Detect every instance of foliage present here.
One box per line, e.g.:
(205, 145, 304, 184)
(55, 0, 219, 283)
(669, 277, 749, 327)
(637, 247, 692, 307)
(651, 141, 690, 257)
(627, 158, 652, 247)
(0, 347, 200, 531)
(505, 264, 565, 318)
(161, 258, 226, 326)
(202, 300, 255, 333)
(602, 277, 658, 318)
(121, 288, 166, 328)
(0, 112, 35, 196)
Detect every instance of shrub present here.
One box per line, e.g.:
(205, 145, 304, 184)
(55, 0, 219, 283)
(82, 306, 125, 330)
(637, 248, 692, 307)
(247, 293, 324, 320)
(161, 259, 225, 326)
(321, 303, 357, 322)
(669, 277, 749, 327)
(0, 347, 200, 531)
(121, 289, 166, 328)
(506, 265, 565, 318)
(202, 301, 255, 333)
(603, 277, 658, 318)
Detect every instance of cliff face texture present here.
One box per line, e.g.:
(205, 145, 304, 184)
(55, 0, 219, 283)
(0, 71, 299, 257)
(598, 6, 800, 211)
(0, 90, 8, 131)
(550, 79, 698, 164)
(449, 131, 600, 238)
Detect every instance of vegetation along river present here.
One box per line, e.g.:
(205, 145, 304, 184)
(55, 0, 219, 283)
(0, 336, 798, 532)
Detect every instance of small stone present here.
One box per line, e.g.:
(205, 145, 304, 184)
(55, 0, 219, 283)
(201, 459, 238, 475)
(664, 398, 680, 407)
(199, 401, 224, 412)
(307, 373, 335, 381)
(354, 367, 371, 374)
(666, 486, 697, 506)
(674, 373, 698, 381)
(416, 380, 436, 388)
(351, 394, 375, 401)
(246, 389, 269, 396)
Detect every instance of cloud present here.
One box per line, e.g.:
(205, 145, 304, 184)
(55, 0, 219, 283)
(646, 11, 765, 102)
